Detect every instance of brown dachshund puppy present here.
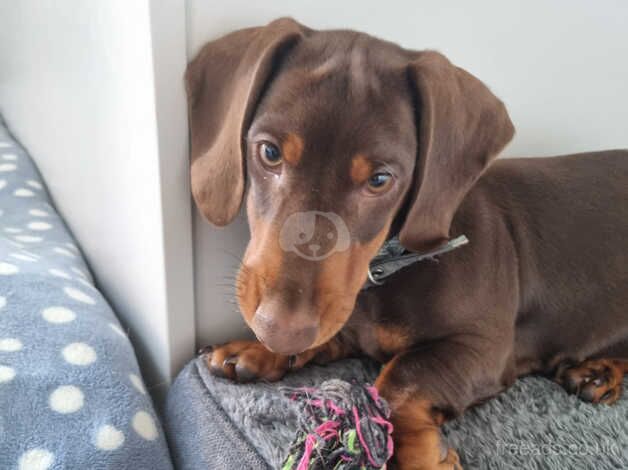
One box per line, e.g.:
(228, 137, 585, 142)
(187, 18, 628, 469)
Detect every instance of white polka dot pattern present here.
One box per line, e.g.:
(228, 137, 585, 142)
(48, 268, 71, 279)
(14, 235, 42, 243)
(0, 262, 19, 275)
(77, 278, 94, 290)
(109, 323, 126, 337)
(129, 373, 147, 395)
(94, 425, 125, 451)
(54, 247, 75, 257)
(132, 411, 158, 441)
(49, 385, 84, 414)
(26, 180, 43, 190)
(18, 448, 54, 470)
(10, 253, 38, 262)
(0, 338, 23, 351)
(29, 208, 49, 217)
(71, 266, 87, 278)
(0, 163, 17, 172)
(62, 342, 97, 366)
(42, 306, 76, 324)
(28, 221, 52, 231)
(0, 365, 16, 382)
(14, 188, 35, 197)
(63, 286, 96, 305)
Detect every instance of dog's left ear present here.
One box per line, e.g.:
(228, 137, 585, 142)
(399, 51, 515, 251)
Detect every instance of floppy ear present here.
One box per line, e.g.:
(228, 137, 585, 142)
(399, 51, 515, 250)
(186, 18, 309, 226)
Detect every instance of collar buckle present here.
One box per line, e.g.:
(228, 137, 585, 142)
(367, 266, 386, 286)
(362, 234, 469, 290)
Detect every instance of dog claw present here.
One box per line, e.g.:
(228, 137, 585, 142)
(223, 356, 238, 366)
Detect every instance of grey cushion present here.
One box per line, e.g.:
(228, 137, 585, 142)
(167, 356, 628, 469)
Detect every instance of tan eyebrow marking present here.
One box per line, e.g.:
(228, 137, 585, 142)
(282, 133, 304, 166)
(350, 154, 373, 184)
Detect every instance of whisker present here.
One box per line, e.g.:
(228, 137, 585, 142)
(219, 249, 246, 266)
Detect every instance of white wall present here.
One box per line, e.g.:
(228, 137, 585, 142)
(188, 0, 628, 346)
(0, 0, 195, 395)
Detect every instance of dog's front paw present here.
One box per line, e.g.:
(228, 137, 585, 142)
(440, 448, 463, 470)
(392, 432, 463, 470)
(392, 446, 462, 470)
(199, 340, 290, 382)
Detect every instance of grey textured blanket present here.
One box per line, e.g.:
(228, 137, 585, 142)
(167, 356, 628, 469)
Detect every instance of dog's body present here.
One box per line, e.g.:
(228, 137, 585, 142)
(188, 18, 628, 469)
(341, 150, 628, 414)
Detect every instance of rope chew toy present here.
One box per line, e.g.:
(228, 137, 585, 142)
(281, 379, 394, 470)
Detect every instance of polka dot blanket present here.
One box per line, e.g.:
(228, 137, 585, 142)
(0, 118, 173, 470)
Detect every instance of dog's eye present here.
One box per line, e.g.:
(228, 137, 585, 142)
(367, 171, 393, 193)
(258, 142, 282, 167)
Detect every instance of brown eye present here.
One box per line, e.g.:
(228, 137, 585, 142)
(258, 142, 282, 167)
(367, 171, 393, 193)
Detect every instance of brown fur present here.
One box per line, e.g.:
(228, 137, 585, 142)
(313, 225, 390, 348)
(376, 325, 411, 357)
(350, 154, 374, 184)
(237, 218, 282, 324)
(189, 18, 628, 469)
(282, 133, 304, 166)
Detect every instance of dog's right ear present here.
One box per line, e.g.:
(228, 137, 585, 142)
(399, 51, 514, 251)
(186, 18, 309, 226)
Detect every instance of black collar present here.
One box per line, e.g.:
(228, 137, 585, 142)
(362, 235, 469, 290)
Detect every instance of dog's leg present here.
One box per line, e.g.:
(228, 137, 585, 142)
(201, 337, 353, 382)
(374, 340, 502, 470)
(555, 358, 628, 405)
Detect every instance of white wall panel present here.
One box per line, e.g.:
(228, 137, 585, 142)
(0, 0, 195, 395)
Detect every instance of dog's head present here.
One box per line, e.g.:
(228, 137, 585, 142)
(187, 18, 514, 355)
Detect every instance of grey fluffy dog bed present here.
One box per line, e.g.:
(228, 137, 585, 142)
(165, 357, 628, 469)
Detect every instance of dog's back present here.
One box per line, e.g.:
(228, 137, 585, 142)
(483, 150, 628, 362)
